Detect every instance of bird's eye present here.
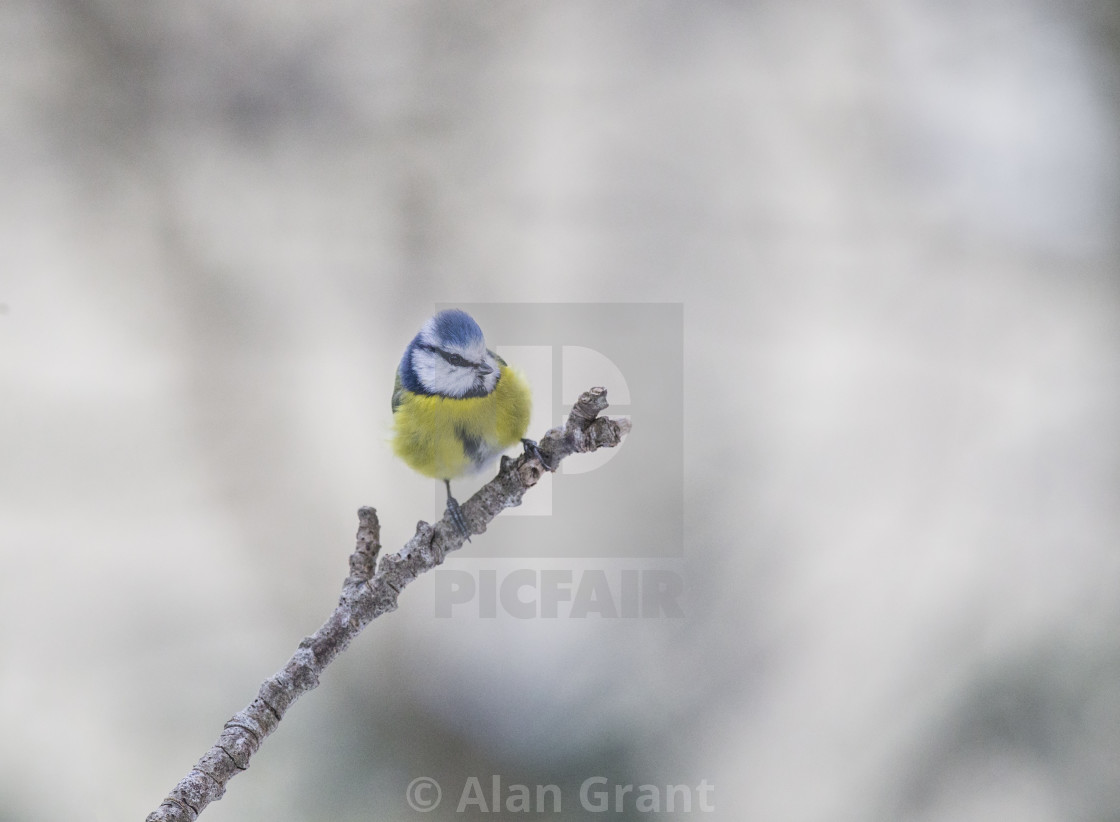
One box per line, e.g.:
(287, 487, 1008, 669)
(446, 353, 470, 367)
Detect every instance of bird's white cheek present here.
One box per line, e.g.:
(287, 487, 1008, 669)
(416, 357, 474, 397)
(412, 353, 444, 394)
(448, 368, 478, 396)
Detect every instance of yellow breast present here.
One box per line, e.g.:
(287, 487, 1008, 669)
(391, 365, 532, 480)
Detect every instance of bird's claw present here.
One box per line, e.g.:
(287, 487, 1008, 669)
(445, 495, 471, 542)
(521, 438, 555, 471)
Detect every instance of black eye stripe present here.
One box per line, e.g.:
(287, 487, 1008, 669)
(418, 343, 480, 368)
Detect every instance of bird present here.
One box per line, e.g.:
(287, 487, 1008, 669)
(391, 309, 534, 540)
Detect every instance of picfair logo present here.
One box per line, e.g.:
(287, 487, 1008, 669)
(436, 303, 682, 559)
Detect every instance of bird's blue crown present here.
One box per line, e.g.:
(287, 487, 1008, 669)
(428, 309, 483, 349)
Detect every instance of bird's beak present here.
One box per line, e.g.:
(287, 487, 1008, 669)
(476, 362, 494, 376)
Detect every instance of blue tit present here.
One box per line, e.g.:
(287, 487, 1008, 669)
(391, 309, 533, 539)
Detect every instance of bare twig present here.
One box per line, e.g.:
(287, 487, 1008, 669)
(145, 387, 630, 821)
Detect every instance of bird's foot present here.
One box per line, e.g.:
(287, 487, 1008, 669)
(445, 495, 471, 542)
(521, 438, 555, 471)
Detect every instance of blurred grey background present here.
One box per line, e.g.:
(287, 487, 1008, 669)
(2, 1, 1120, 820)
